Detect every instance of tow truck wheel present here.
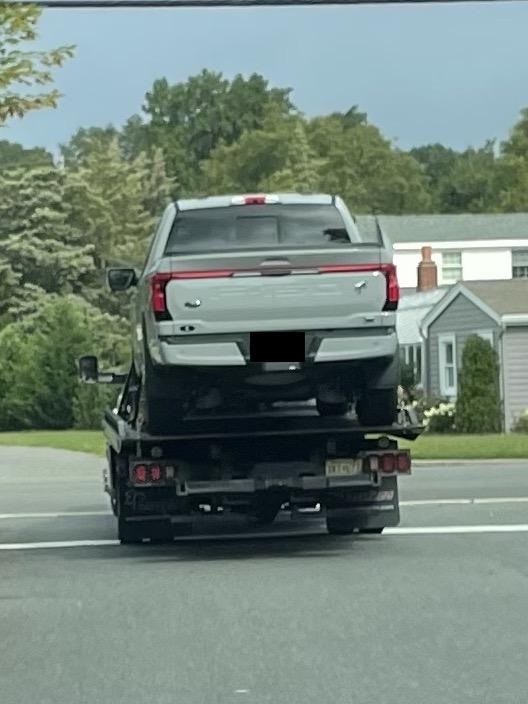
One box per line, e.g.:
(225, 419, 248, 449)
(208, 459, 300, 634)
(118, 519, 143, 545)
(326, 517, 357, 535)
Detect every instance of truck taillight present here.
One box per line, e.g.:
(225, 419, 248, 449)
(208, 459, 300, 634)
(132, 464, 147, 482)
(150, 273, 171, 317)
(130, 462, 166, 484)
(367, 451, 410, 475)
(381, 264, 399, 311)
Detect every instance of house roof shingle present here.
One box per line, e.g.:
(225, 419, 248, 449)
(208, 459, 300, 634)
(356, 213, 528, 244)
(462, 279, 528, 316)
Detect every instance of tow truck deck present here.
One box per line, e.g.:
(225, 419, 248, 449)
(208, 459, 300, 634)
(101, 394, 423, 544)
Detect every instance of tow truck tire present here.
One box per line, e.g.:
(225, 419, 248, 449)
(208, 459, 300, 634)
(316, 399, 350, 417)
(118, 519, 143, 545)
(326, 517, 357, 535)
(356, 388, 398, 427)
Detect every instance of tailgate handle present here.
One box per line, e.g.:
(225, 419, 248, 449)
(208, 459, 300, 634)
(260, 258, 292, 276)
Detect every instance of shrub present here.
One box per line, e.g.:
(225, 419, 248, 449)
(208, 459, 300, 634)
(423, 402, 456, 433)
(512, 409, 528, 433)
(456, 335, 501, 433)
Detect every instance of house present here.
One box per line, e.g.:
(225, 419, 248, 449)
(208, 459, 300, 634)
(357, 213, 528, 289)
(421, 279, 528, 431)
(396, 245, 450, 387)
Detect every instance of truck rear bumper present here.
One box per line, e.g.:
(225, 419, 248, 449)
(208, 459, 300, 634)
(155, 329, 397, 367)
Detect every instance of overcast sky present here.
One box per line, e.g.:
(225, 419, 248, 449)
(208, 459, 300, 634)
(4, 1, 528, 154)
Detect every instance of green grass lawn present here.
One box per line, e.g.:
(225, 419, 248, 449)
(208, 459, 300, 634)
(0, 429, 527, 460)
(0, 430, 106, 456)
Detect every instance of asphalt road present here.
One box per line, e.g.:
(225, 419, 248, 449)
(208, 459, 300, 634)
(1, 446, 528, 704)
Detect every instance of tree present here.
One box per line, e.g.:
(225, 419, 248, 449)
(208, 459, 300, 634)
(0, 296, 128, 430)
(0, 140, 53, 170)
(121, 70, 294, 192)
(64, 136, 169, 269)
(0, 166, 96, 320)
(201, 111, 321, 194)
(456, 335, 501, 433)
(0, 3, 73, 123)
(60, 125, 119, 167)
(495, 108, 528, 211)
(308, 111, 431, 214)
(436, 143, 498, 213)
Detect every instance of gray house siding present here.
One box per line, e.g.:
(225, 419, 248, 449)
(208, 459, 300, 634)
(502, 326, 528, 431)
(427, 293, 500, 397)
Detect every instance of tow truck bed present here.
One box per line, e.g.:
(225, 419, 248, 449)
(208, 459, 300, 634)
(101, 402, 423, 544)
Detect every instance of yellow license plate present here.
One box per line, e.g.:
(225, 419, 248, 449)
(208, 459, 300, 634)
(325, 459, 363, 477)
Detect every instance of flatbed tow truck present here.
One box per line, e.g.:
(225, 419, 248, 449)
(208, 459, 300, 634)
(80, 356, 424, 544)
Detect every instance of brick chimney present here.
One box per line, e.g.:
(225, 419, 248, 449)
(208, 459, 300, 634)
(417, 246, 437, 292)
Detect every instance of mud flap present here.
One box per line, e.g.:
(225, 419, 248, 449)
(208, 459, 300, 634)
(326, 476, 399, 531)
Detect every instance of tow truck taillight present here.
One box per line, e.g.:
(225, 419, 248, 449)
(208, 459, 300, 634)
(367, 451, 410, 475)
(130, 462, 165, 484)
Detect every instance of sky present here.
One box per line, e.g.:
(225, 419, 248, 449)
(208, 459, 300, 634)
(4, 1, 528, 155)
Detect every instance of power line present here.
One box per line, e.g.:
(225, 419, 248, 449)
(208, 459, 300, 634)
(3, 0, 520, 8)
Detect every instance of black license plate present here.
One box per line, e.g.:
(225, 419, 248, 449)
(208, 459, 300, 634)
(250, 331, 305, 363)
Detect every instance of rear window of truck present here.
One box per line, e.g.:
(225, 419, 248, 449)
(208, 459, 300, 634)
(164, 204, 364, 254)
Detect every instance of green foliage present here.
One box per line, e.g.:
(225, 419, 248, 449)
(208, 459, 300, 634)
(0, 166, 96, 320)
(456, 335, 501, 434)
(424, 402, 457, 433)
(512, 409, 528, 433)
(308, 112, 431, 213)
(0, 297, 128, 431)
(0, 140, 53, 170)
(0, 3, 74, 123)
(121, 70, 294, 192)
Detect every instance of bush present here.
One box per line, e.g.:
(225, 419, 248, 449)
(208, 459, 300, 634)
(456, 335, 501, 433)
(512, 409, 528, 433)
(0, 296, 128, 431)
(423, 402, 456, 433)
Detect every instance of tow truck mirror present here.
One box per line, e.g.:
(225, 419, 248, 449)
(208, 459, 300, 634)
(78, 355, 99, 383)
(107, 268, 137, 292)
(78, 355, 128, 385)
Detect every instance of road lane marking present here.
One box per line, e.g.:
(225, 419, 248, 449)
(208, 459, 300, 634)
(0, 511, 111, 519)
(386, 525, 528, 535)
(2, 524, 528, 550)
(400, 497, 528, 507)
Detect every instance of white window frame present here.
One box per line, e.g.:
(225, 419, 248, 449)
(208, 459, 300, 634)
(512, 249, 528, 278)
(438, 333, 457, 398)
(441, 251, 463, 284)
(401, 343, 424, 387)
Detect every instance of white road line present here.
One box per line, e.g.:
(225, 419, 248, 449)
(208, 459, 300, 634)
(0, 511, 111, 519)
(2, 524, 528, 550)
(385, 525, 528, 535)
(400, 497, 528, 507)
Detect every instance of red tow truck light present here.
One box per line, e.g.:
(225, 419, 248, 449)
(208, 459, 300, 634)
(133, 464, 147, 482)
(381, 454, 396, 473)
(396, 452, 411, 473)
(150, 464, 162, 481)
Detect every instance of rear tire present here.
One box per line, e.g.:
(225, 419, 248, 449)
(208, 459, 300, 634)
(356, 388, 398, 427)
(316, 399, 350, 417)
